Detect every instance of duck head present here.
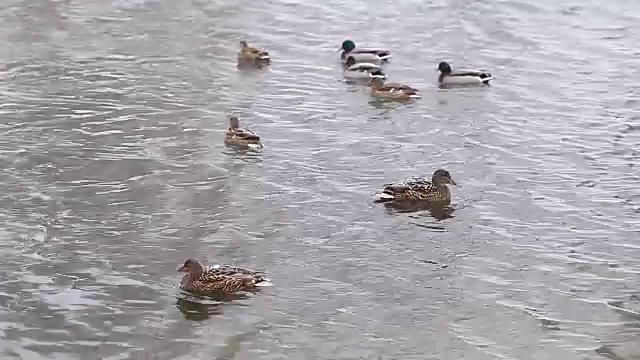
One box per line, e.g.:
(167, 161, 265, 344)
(229, 116, 240, 129)
(177, 258, 204, 278)
(432, 169, 457, 186)
(340, 40, 356, 53)
(437, 61, 452, 74)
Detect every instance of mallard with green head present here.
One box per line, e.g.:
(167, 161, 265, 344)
(225, 116, 262, 148)
(178, 258, 269, 294)
(369, 77, 420, 101)
(437, 61, 492, 86)
(339, 40, 391, 66)
(237, 40, 271, 68)
(374, 169, 457, 203)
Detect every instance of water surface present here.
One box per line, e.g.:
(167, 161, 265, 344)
(0, 0, 639, 359)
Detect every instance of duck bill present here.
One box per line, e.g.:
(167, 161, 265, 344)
(449, 178, 458, 186)
(177, 265, 187, 272)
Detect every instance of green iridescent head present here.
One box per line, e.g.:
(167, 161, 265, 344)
(341, 40, 356, 52)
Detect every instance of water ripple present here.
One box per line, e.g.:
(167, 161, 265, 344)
(1, 0, 639, 359)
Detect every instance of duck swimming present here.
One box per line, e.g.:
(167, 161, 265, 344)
(178, 258, 268, 294)
(237, 40, 271, 68)
(339, 40, 391, 66)
(369, 78, 420, 101)
(343, 62, 387, 81)
(374, 169, 457, 203)
(437, 61, 492, 86)
(225, 116, 262, 148)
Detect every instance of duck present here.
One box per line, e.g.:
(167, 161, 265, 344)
(237, 40, 271, 67)
(224, 116, 262, 148)
(374, 169, 457, 203)
(369, 78, 420, 101)
(339, 40, 391, 66)
(177, 258, 269, 294)
(437, 61, 492, 86)
(343, 62, 386, 81)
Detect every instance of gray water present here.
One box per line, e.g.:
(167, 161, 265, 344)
(1, 0, 639, 359)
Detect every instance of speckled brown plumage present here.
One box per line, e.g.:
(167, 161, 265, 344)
(226, 127, 260, 140)
(178, 259, 267, 294)
(225, 116, 262, 147)
(369, 78, 420, 101)
(383, 179, 448, 201)
(237, 40, 271, 67)
(375, 169, 457, 203)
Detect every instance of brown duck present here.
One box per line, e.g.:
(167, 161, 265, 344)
(374, 169, 457, 203)
(369, 78, 420, 101)
(237, 40, 271, 67)
(225, 116, 262, 148)
(178, 258, 268, 294)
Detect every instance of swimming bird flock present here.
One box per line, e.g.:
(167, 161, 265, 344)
(179, 39, 491, 296)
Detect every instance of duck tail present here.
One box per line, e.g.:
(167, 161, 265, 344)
(253, 277, 273, 287)
(239, 275, 269, 287)
(378, 52, 392, 61)
(373, 191, 396, 202)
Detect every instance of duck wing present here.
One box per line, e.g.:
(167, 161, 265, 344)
(244, 46, 262, 54)
(450, 68, 491, 79)
(253, 49, 269, 57)
(346, 62, 382, 72)
(239, 127, 259, 136)
(228, 128, 261, 140)
(193, 273, 252, 293)
(381, 83, 419, 93)
(383, 177, 431, 193)
(205, 264, 265, 277)
(240, 47, 270, 61)
(352, 48, 390, 57)
(383, 178, 443, 201)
